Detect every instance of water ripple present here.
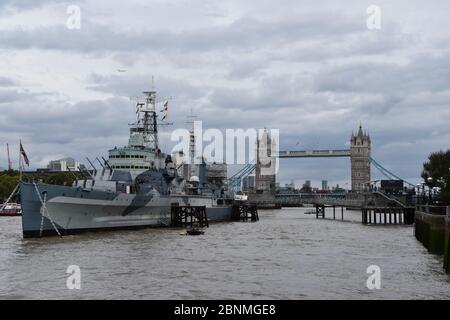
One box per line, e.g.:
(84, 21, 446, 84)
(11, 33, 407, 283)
(0, 209, 449, 299)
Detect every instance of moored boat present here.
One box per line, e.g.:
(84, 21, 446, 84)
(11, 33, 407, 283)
(0, 203, 21, 216)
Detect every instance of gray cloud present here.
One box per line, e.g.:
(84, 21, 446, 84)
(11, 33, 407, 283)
(0, 0, 449, 187)
(0, 13, 362, 55)
(0, 0, 54, 10)
(0, 77, 17, 86)
(314, 53, 450, 96)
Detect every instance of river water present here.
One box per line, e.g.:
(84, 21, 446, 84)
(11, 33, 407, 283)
(0, 208, 449, 300)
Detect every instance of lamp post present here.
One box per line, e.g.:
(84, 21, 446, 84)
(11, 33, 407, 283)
(420, 181, 427, 205)
(416, 183, 421, 204)
(427, 177, 434, 204)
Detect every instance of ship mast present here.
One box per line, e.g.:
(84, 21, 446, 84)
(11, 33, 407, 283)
(130, 91, 159, 152)
(186, 108, 198, 178)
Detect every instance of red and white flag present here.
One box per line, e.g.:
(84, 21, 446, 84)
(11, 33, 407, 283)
(160, 100, 168, 112)
(20, 142, 29, 166)
(161, 101, 168, 120)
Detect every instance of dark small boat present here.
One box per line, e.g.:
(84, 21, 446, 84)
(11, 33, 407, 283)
(186, 227, 204, 236)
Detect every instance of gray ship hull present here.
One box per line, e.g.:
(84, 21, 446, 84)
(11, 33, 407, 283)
(20, 182, 232, 238)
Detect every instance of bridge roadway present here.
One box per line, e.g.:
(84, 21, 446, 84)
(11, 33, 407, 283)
(275, 149, 351, 158)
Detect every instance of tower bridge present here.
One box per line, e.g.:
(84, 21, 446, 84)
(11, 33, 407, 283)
(249, 124, 372, 195)
(230, 124, 416, 221)
(228, 124, 409, 203)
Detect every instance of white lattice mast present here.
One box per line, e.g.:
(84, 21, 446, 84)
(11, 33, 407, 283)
(129, 91, 159, 152)
(6, 143, 12, 171)
(186, 107, 198, 178)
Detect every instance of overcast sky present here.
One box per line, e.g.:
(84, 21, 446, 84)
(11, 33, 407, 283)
(0, 0, 449, 188)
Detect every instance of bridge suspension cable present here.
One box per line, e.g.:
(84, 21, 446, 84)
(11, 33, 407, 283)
(368, 156, 415, 187)
(226, 156, 415, 191)
(227, 162, 256, 191)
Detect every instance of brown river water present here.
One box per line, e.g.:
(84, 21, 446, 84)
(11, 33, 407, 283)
(0, 208, 449, 299)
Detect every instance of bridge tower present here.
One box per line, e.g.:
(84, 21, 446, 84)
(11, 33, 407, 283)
(350, 125, 371, 192)
(255, 129, 277, 194)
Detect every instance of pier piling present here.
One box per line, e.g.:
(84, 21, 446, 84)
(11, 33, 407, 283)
(231, 204, 259, 222)
(170, 204, 209, 228)
(361, 206, 414, 226)
(315, 204, 325, 219)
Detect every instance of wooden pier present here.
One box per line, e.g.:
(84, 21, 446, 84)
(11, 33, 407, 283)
(231, 204, 259, 222)
(314, 203, 415, 225)
(170, 204, 209, 228)
(362, 207, 415, 225)
(315, 204, 344, 221)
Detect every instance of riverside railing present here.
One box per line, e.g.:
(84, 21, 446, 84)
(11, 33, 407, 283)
(416, 205, 449, 216)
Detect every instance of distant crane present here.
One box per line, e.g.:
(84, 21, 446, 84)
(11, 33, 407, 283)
(6, 143, 12, 171)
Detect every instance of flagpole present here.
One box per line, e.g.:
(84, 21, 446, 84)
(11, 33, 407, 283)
(19, 140, 22, 182)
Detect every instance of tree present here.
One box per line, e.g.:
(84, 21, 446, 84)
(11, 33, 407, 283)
(0, 174, 20, 201)
(43, 172, 78, 186)
(421, 150, 450, 204)
(0, 171, 81, 202)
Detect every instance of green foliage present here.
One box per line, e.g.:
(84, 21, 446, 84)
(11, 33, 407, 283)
(421, 150, 450, 204)
(0, 171, 81, 201)
(43, 173, 77, 186)
(0, 173, 20, 201)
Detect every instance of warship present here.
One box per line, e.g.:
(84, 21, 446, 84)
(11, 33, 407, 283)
(20, 90, 234, 237)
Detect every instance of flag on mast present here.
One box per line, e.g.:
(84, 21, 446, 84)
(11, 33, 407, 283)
(161, 100, 168, 120)
(160, 101, 168, 112)
(20, 142, 29, 166)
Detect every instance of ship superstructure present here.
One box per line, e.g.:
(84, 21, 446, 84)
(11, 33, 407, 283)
(108, 91, 166, 179)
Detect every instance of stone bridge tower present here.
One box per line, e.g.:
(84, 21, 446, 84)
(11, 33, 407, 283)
(255, 129, 277, 194)
(350, 125, 371, 192)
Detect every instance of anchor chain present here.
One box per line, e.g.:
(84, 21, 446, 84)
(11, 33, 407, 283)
(39, 192, 46, 237)
(33, 183, 62, 237)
